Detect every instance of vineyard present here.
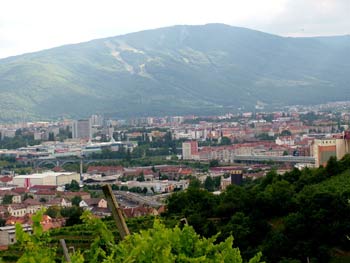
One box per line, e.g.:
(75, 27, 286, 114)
(5, 210, 262, 263)
(0, 215, 157, 262)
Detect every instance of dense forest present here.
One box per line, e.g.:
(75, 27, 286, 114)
(3, 155, 350, 262)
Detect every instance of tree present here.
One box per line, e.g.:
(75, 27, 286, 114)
(214, 176, 221, 190)
(137, 172, 145, 182)
(71, 196, 82, 206)
(120, 185, 128, 191)
(23, 193, 33, 201)
(45, 206, 61, 218)
(204, 176, 215, 192)
(65, 180, 80, 192)
(209, 159, 219, 167)
(111, 184, 119, 190)
(142, 187, 148, 194)
(326, 156, 340, 176)
(280, 130, 292, 136)
(220, 136, 232, 145)
(48, 132, 55, 141)
(188, 178, 201, 189)
(61, 206, 83, 226)
(2, 195, 13, 204)
(160, 174, 169, 180)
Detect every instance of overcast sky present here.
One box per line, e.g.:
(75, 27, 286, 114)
(0, 0, 349, 59)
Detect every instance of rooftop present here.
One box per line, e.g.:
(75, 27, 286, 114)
(14, 172, 77, 179)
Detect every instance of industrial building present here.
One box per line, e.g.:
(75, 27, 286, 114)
(312, 132, 350, 167)
(13, 172, 80, 187)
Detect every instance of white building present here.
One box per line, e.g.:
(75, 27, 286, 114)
(182, 141, 198, 160)
(13, 172, 80, 187)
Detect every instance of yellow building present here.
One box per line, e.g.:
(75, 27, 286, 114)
(312, 137, 350, 167)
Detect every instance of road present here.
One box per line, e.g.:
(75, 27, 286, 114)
(114, 191, 163, 208)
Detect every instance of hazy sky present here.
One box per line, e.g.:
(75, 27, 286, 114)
(0, 0, 349, 59)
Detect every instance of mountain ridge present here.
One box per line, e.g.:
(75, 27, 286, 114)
(1, 23, 350, 121)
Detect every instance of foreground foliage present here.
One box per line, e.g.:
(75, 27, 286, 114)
(14, 211, 263, 263)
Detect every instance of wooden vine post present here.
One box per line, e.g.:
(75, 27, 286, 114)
(102, 184, 130, 239)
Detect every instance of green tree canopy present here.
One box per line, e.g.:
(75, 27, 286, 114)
(2, 194, 13, 204)
(65, 180, 80, 192)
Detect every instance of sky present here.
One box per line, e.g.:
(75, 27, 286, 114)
(0, 0, 349, 59)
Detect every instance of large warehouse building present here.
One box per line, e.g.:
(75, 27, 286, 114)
(13, 172, 80, 187)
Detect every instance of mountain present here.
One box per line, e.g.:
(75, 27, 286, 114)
(1, 23, 350, 121)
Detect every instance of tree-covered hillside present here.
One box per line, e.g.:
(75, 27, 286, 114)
(1, 24, 350, 120)
(165, 155, 350, 262)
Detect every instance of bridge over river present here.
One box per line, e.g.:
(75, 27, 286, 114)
(32, 158, 119, 168)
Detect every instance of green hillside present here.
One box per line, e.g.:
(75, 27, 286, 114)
(1, 24, 350, 121)
(164, 156, 350, 262)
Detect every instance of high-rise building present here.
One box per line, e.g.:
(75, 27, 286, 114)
(182, 141, 198, 160)
(72, 119, 91, 140)
(90, 114, 104, 127)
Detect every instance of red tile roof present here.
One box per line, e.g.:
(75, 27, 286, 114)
(34, 190, 58, 196)
(0, 190, 19, 197)
(23, 199, 42, 206)
(0, 176, 12, 183)
(12, 187, 29, 194)
(30, 185, 57, 191)
(87, 166, 124, 174)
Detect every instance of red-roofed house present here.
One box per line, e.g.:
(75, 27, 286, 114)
(45, 198, 72, 208)
(79, 198, 107, 210)
(87, 166, 124, 176)
(62, 191, 91, 201)
(33, 190, 58, 202)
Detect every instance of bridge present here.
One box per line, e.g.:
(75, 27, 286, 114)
(233, 155, 315, 164)
(32, 158, 120, 168)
